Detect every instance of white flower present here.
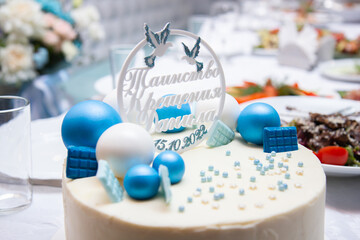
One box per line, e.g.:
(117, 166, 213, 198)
(71, 5, 100, 29)
(61, 41, 79, 62)
(0, 44, 36, 84)
(0, 0, 45, 38)
(88, 22, 105, 41)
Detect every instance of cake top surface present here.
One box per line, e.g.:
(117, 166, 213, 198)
(65, 137, 325, 228)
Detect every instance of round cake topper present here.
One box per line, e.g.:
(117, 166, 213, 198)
(117, 23, 226, 153)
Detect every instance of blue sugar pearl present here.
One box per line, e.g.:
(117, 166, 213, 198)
(209, 186, 215, 193)
(284, 165, 289, 170)
(256, 165, 262, 171)
(283, 183, 288, 190)
(200, 170, 205, 177)
(287, 152, 292, 158)
(214, 193, 221, 201)
(266, 154, 271, 160)
(214, 170, 219, 176)
(254, 159, 260, 165)
(264, 166, 269, 171)
(298, 162, 303, 167)
(219, 193, 225, 199)
(196, 187, 202, 192)
(222, 172, 228, 178)
(269, 164, 274, 169)
(179, 205, 185, 212)
(187, 197, 193, 203)
(285, 173, 290, 179)
(234, 161, 240, 167)
(260, 170, 265, 176)
(250, 176, 256, 182)
(201, 177, 206, 183)
(207, 176, 212, 182)
(271, 151, 276, 157)
(279, 184, 285, 191)
(257, 163, 263, 168)
(226, 150, 231, 156)
(278, 162, 283, 168)
(239, 188, 245, 195)
(208, 165, 214, 171)
(237, 172, 242, 178)
(277, 180, 283, 185)
(269, 158, 274, 163)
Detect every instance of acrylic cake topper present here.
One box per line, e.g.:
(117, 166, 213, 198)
(117, 23, 226, 153)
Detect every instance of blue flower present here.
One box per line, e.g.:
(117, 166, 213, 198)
(35, 0, 74, 25)
(33, 48, 49, 69)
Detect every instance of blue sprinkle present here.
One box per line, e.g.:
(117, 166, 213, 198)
(277, 180, 283, 185)
(278, 162, 283, 168)
(260, 170, 265, 175)
(250, 176, 256, 182)
(256, 165, 262, 171)
(266, 154, 271, 160)
(269, 164, 274, 169)
(279, 184, 285, 191)
(179, 205, 185, 212)
(187, 197, 193, 203)
(201, 177, 206, 183)
(237, 172, 242, 178)
(219, 193, 224, 199)
(287, 152, 292, 158)
(196, 187, 202, 192)
(214, 193, 221, 201)
(283, 183, 288, 190)
(298, 162, 303, 167)
(207, 176, 212, 182)
(226, 150, 231, 156)
(239, 188, 245, 195)
(285, 173, 290, 179)
(234, 161, 240, 167)
(271, 151, 276, 157)
(269, 158, 274, 163)
(257, 163, 263, 168)
(222, 172, 228, 178)
(200, 170, 205, 177)
(208, 165, 214, 171)
(263, 166, 269, 171)
(254, 159, 260, 165)
(209, 186, 215, 193)
(214, 170, 220, 176)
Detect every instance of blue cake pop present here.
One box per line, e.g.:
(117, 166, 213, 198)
(152, 150, 185, 184)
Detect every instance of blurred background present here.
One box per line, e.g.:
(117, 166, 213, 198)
(0, 0, 359, 120)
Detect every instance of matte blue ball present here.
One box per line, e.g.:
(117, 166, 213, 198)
(61, 100, 122, 148)
(152, 151, 185, 184)
(236, 103, 280, 145)
(156, 96, 191, 133)
(124, 164, 160, 200)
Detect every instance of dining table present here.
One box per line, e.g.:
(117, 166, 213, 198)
(1, 15, 360, 240)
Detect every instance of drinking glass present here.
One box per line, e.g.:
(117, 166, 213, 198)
(0, 96, 32, 214)
(109, 44, 134, 90)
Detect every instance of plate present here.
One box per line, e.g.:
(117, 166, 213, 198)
(239, 96, 360, 177)
(319, 59, 360, 82)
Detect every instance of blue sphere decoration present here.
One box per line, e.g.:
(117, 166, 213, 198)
(156, 95, 191, 133)
(236, 102, 280, 145)
(124, 164, 160, 200)
(152, 151, 185, 184)
(61, 100, 122, 148)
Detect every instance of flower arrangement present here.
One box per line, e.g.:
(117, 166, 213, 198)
(0, 0, 105, 87)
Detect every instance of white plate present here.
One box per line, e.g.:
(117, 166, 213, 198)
(239, 96, 360, 177)
(320, 59, 360, 82)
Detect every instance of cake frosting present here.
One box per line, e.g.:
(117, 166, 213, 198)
(63, 136, 325, 240)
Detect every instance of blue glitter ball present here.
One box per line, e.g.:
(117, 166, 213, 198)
(237, 172, 242, 178)
(124, 164, 160, 200)
(222, 172, 228, 178)
(271, 151, 276, 157)
(285, 173, 290, 179)
(178, 205, 185, 212)
(283, 183, 288, 190)
(263, 166, 269, 171)
(196, 187, 202, 192)
(61, 100, 122, 148)
(257, 163, 263, 168)
(279, 184, 285, 191)
(214, 170, 220, 176)
(187, 197, 193, 203)
(260, 170, 265, 175)
(226, 150, 231, 156)
(250, 176, 256, 182)
(269, 164, 274, 169)
(234, 161, 240, 167)
(254, 159, 260, 165)
(239, 188, 245, 195)
(207, 176, 212, 182)
(298, 162, 304, 167)
(287, 152, 292, 158)
(266, 154, 271, 160)
(236, 103, 280, 145)
(156, 95, 191, 133)
(256, 165, 262, 171)
(152, 150, 185, 184)
(269, 158, 274, 163)
(277, 180, 283, 185)
(214, 193, 221, 201)
(208, 165, 214, 171)
(209, 186, 215, 193)
(284, 165, 289, 171)
(219, 193, 225, 199)
(201, 177, 206, 183)
(200, 170, 205, 177)
(278, 162, 283, 168)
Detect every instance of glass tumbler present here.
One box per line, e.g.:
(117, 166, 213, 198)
(0, 96, 32, 214)
(109, 44, 134, 90)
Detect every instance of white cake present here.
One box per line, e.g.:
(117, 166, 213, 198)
(63, 136, 325, 240)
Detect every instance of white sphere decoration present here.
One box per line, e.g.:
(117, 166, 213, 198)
(195, 93, 240, 130)
(96, 123, 155, 178)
